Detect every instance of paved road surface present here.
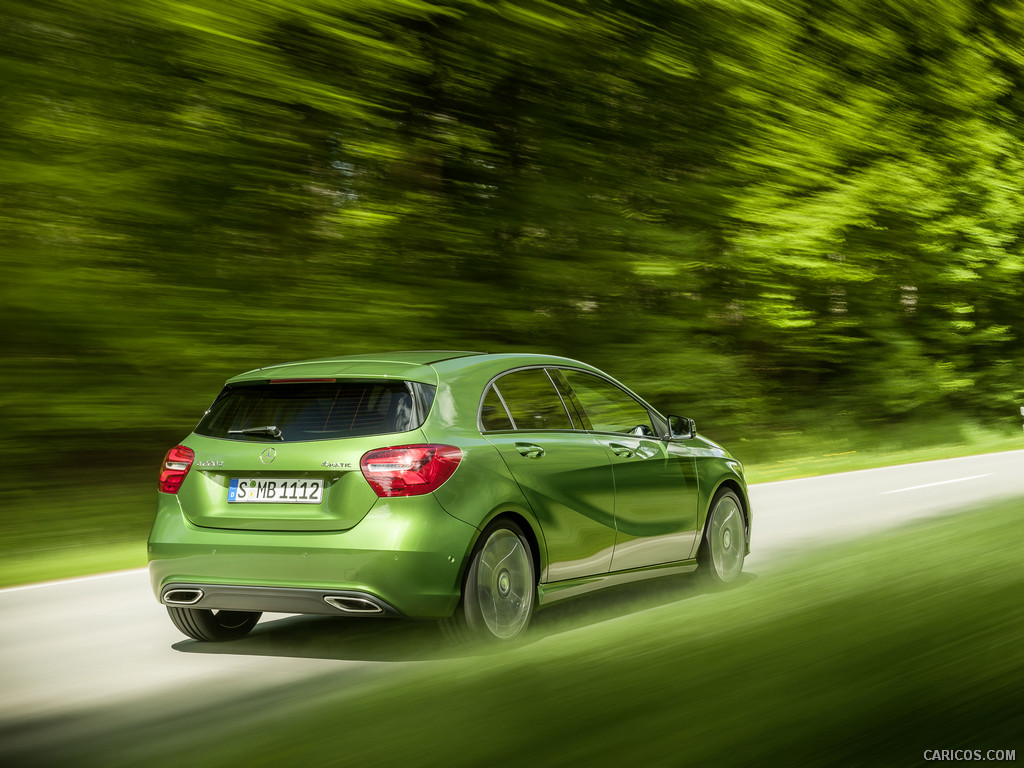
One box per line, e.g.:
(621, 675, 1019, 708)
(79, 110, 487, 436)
(1, 450, 1021, 738)
(746, 450, 1024, 565)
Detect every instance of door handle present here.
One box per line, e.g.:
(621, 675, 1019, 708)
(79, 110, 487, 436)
(609, 443, 634, 458)
(515, 443, 545, 458)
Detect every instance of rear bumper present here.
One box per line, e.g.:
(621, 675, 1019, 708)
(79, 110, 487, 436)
(148, 492, 477, 619)
(161, 583, 402, 617)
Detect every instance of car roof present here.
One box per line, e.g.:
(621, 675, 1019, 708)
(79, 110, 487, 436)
(310, 350, 485, 365)
(225, 350, 602, 386)
(226, 351, 485, 385)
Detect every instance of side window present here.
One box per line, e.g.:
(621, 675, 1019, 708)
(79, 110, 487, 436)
(492, 369, 573, 431)
(561, 370, 654, 435)
(548, 368, 591, 430)
(480, 384, 514, 431)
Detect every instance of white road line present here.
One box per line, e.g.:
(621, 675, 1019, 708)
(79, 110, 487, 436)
(882, 474, 993, 495)
(0, 567, 147, 595)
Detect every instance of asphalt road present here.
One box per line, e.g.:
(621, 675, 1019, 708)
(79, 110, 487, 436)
(745, 449, 1024, 565)
(1, 450, 1022, 750)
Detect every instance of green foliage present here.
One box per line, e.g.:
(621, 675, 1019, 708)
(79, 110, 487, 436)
(2, 0, 1024, 476)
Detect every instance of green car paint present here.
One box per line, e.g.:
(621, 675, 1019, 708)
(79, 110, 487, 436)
(149, 351, 751, 641)
(149, 489, 474, 618)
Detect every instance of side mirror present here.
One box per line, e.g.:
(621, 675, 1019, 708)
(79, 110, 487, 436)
(667, 415, 696, 440)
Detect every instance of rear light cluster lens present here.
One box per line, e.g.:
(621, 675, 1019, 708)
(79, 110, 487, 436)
(159, 445, 195, 494)
(360, 444, 462, 497)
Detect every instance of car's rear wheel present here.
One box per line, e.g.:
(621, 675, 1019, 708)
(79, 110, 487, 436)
(442, 520, 536, 643)
(166, 606, 261, 641)
(697, 488, 746, 584)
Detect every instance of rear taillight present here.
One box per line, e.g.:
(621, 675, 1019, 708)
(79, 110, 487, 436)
(159, 445, 195, 494)
(360, 444, 462, 497)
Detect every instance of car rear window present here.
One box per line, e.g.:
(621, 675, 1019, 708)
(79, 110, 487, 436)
(195, 380, 435, 442)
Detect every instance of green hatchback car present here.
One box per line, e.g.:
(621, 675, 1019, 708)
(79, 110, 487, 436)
(149, 351, 751, 642)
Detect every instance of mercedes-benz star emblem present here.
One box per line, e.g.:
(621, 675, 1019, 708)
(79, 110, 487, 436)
(259, 448, 277, 464)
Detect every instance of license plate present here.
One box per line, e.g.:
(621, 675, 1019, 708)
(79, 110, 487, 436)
(228, 478, 324, 504)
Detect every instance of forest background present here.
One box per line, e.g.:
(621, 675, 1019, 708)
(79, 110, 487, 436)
(2, 0, 1023, 570)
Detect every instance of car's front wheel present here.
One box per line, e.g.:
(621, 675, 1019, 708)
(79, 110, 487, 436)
(166, 606, 261, 641)
(697, 488, 747, 583)
(442, 520, 536, 642)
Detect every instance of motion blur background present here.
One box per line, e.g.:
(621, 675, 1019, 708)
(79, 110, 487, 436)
(2, 0, 1023, 567)
(3, 5, 1024, 765)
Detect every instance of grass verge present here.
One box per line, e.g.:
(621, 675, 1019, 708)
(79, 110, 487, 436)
(14, 495, 1021, 767)
(739, 421, 1023, 483)
(0, 542, 146, 588)
(0, 469, 152, 588)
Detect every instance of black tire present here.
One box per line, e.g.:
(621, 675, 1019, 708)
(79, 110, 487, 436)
(696, 488, 747, 584)
(166, 606, 261, 641)
(441, 520, 536, 643)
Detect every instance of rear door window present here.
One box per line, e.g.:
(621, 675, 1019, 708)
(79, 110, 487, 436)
(489, 369, 573, 431)
(548, 368, 591, 430)
(195, 380, 434, 442)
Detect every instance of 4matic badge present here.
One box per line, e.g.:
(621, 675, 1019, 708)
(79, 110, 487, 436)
(321, 461, 352, 468)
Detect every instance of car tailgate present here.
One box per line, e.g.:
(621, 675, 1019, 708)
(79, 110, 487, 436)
(174, 432, 425, 531)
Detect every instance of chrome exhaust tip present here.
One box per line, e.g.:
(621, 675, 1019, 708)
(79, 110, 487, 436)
(163, 588, 204, 606)
(324, 595, 385, 614)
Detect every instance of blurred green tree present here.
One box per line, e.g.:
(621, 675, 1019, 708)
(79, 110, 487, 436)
(1, 0, 1022, 479)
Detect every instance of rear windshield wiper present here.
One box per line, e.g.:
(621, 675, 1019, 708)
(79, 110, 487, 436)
(228, 426, 284, 440)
